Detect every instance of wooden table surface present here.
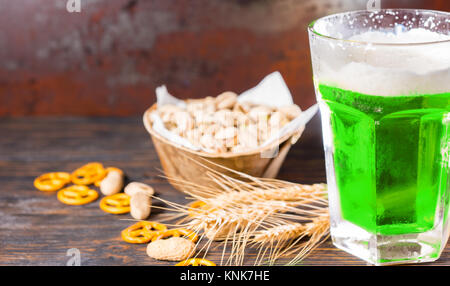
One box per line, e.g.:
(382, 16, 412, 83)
(1, 114, 449, 266)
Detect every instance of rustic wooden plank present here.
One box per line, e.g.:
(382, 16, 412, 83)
(0, 115, 448, 265)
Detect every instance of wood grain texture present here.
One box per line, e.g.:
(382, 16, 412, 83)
(0, 115, 449, 266)
(0, 0, 447, 116)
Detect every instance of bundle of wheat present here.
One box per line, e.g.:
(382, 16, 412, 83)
(150, 158, 329, 266)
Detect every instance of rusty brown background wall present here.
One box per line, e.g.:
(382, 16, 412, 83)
(0, 0, 448, 116)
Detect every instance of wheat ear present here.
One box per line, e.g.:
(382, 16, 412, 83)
(154, 157, 330, 265)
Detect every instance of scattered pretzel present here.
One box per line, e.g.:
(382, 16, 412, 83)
(121, 221, 167, 244)
(71, 162, 106, 185)
(152, 228, 199, 243)
(188, 200, 218, 217)
(34, 172, 71, 192)
(57, 185, 99, 205)
(175, 258, 216, 266)
(99, 193, 130, 214)
(188, 200, 208, 217)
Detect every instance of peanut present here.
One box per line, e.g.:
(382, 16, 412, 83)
(152, 93, 302, 154)
(186, 97, 216, 114)
(125, 182, 154, 220)
(146, 237, 195, 261)
(199, 134, 216, 150)
(215, 91, 237, 110)
(130, 192, 152, 220)
(124, 182, 154, 197)
(269, 111, 289, 128)
(214, 110, 234, 127)
(234, 111, 250, 127)
(185, 128, 202, 145)
(173, 111, 194, 135)
(158, 104, 182, 123)
(99, 170, 124, 196)
(214, 126, 237, 140)
(237, 127, 258, 149)
(233, 101, 252, 114)
(248, 105, 272, 122)
(278, 104, 302, 120)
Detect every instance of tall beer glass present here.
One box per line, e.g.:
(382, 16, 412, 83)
(308, 9, 450, 265)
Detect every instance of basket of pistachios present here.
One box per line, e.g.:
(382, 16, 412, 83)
(143, 72, 317, 193)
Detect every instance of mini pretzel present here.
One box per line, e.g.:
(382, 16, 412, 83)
(57, 185, 99, 205)
(71, 162, 106, 185)
(151, 228, 199, 243)
(175, 258, 216, 266)
(188, 200, 216, 217)
(34, 172, 71, 192)
(94, 167, 123, 187)
(121, 221, 167, 244)
(99, 193, 130, 214)
(188, 200, 207, 217)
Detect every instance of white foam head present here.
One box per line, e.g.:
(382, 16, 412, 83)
(316, 28, 450, 96)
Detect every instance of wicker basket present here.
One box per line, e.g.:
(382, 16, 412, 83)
(143, 104, 304, 193)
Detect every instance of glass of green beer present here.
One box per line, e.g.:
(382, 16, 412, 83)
(308, 9, 450, 265)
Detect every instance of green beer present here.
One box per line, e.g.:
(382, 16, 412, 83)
(320, 84, 449, 235)
(309, 9, 450, 264)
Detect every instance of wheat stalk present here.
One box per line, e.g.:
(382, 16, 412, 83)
(168, 173, 327, 209)
(155, 190, 328, 265)
(276, 213, 330, 265)
(152, 157, 330, 265)
(253, 222, 306, 244)
(205, 184, 327, 208)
